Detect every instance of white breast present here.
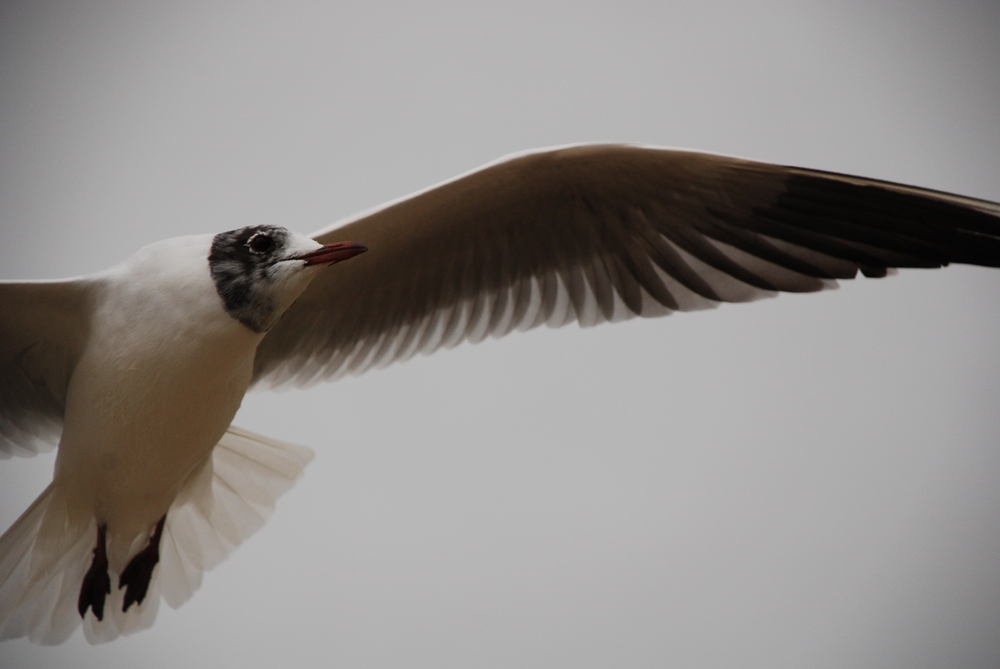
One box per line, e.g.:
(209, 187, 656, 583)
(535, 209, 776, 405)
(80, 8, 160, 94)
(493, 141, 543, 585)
(53, 235, 264, 542)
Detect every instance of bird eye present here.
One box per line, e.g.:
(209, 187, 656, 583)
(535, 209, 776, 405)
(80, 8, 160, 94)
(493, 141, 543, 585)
(247, 232, 274, 255)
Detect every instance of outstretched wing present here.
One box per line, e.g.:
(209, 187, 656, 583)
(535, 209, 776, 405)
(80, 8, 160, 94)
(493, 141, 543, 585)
(252, 144, 1000, 387)
(0, 280, 94, 457)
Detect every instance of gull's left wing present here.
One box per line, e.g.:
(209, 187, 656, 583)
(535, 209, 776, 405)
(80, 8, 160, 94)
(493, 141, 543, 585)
(251, 144, 1000, 388)
(0, 280, 95, 457)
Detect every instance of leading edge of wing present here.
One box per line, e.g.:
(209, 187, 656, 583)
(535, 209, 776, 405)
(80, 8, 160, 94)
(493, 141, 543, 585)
(308, 144, 744, 240)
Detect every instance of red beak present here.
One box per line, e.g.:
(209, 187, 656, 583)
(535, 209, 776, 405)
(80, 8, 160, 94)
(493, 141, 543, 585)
(296, 241, 368, 266)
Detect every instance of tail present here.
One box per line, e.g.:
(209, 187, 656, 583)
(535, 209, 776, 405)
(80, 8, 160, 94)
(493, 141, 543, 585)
(0, 426, 314, 644)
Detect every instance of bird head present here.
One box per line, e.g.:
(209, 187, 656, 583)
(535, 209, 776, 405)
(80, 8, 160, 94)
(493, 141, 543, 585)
(208, 225, 366, 333)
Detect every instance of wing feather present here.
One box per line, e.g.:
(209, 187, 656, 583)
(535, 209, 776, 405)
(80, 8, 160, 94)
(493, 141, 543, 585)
(0, 280, 95, 457)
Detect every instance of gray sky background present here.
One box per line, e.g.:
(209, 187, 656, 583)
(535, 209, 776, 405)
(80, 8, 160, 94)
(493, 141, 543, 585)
(1, 1, 999, 667)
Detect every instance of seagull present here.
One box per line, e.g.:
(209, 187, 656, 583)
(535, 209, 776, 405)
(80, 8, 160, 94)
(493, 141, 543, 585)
(1, 144, 999, 645)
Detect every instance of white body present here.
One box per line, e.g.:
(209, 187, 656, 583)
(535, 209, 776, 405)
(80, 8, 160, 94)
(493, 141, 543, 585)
(57, 236, 263, 565)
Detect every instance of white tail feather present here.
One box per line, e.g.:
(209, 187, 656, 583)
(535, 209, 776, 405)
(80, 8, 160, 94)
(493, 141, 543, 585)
(0, 425, 313, 644)
(157, 426, 313, 610)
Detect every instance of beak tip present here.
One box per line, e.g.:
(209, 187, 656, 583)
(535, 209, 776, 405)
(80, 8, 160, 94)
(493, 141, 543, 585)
(299, 241, 368, 266)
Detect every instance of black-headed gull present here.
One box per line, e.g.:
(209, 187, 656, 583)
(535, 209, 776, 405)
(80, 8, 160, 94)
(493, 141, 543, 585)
(1, 145, 998, 644)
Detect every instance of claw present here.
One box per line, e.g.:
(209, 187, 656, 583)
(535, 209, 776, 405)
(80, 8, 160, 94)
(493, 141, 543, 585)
(120, 515, 166, 612)
(78, 524, 111, 620)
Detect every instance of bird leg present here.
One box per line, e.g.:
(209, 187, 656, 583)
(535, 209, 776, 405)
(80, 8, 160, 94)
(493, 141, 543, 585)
(78, 523, 111, 620)
(119, 514, 166, 612)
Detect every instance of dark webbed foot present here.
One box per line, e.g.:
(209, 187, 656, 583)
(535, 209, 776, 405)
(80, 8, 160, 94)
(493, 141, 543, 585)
(119, 515, 166, 612)
(78, 524, 111, 620)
